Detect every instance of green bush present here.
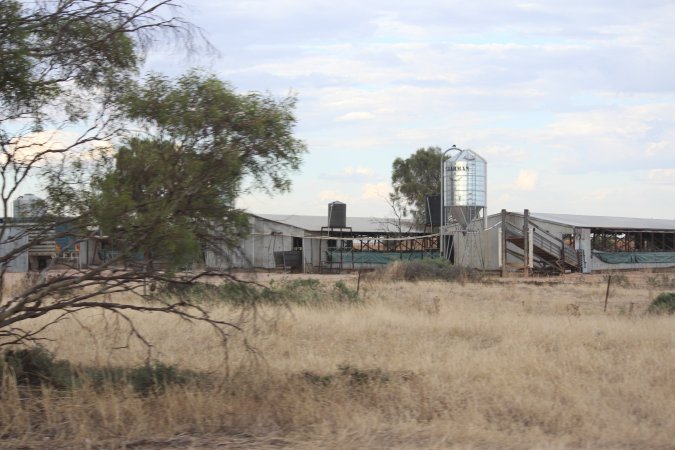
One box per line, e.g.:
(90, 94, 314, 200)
(159, 279, 360, 307)
(333, 280, 359, 302)
(1, 347, 202, 394)
(299, 364, 391, 388)
(157, 281, 260, 306)
(370, 259, 482, 283)
(647, 292, 675, 315)
(0, 347, 74, 389)
(337, 364, 390, 385)
(127, 362, 199, 394)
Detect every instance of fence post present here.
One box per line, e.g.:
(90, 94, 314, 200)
(501, 209, 507, 277)
(356, 270, 361, 295)
(604, 275, 612, 312)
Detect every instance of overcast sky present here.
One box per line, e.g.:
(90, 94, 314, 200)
(118, 1, 675, 219)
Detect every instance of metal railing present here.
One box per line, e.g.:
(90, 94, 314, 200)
(505, 222, 578, 268)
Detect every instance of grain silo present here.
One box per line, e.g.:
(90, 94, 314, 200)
(443, 149, 487, 230)
(13, 194, 45, 219)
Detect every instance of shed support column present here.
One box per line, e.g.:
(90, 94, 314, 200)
(501, 209, 507, 277)
(523, 209, 530, 277)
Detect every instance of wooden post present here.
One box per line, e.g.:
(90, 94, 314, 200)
(523, 209, 530, 277)
(604, 275, 612, 312)
(501, 209, 507, 277)
(356, 270, 361, 295)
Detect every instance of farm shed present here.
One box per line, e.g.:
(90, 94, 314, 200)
(205, 213, 435, 273)
(0, 220, 101, 272)
(449, 211, 675, 274)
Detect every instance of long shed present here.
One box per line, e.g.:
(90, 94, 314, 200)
(452, 211, 675, 273)
(205, 213, 433, 272)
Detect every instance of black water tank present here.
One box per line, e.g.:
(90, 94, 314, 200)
(328, 201, 346, 228)
(425, 194, 441, 226)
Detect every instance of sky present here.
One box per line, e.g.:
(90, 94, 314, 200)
(20, 0, 675, 220)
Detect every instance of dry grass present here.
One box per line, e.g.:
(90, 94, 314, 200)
(1, 272, 674, 449)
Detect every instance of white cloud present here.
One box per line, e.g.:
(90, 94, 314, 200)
(481, 145, 528, 163)
(544, 104, 675, 173)
(647, 169, 675, 185)
(4, 130, 113, 165)
(159, 0, 675, 220)
(515, 169, 538, 190)
(361, 182, 390, 200)
(344, 166, 375, 176)
(336, 111, 375, 122)
(645, 141, 670, 157)
(548, 109, 651, 138)
(589, 188, 612, 201)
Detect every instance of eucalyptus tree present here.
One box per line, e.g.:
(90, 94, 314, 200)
(390, 146, 443, 225)
(0, 1, 305, 348)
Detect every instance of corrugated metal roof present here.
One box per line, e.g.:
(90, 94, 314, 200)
(529, 212, 675, 231)
(254, 213, 425, 233)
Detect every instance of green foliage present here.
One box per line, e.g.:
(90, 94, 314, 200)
(0, 346, 74, 389)
(0, 0, 140, 120)
(371, 259, 482, 283)
(84, 71, 305, 271)
(300, 365, 392, 388)
(1, 347, 202, 395)
(337, 364, 391, 386)
(647, 292, 675, 315)
(1, 2, 306, 348)
(301, 370, 335, 386)
(117, 71, 306, 194)
(162, 281, 262, 307)
(160, 279, 361, 307)
(126, 362, 197, 395)
(267, 279, 361, 306)
(83, 363, 203, 395)
(333, 280, 359, 302)
(391, 146, 443, 224)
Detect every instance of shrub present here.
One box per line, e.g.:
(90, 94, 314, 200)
(333, 280, 359, 302)
(299, 365, 391, 388)
(1, 347, 202, 394)
(337, 364, 390, 385)
(0, 346, 74, 389)
(157, 281, 260, 306)
(162, 279, 361, 307)
(369, 259, 482, 283)
(647, 292, 675, 315)
(268, 279, 360, 306)
(127, 362, 199, 395)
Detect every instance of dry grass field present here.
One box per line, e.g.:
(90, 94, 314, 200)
(1, 268, 674, 449)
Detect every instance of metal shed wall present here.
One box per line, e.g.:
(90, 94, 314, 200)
(205, 216, 306, 270)
(0, 228, 28, 272)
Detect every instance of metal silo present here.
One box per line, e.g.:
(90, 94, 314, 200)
(13, 194, 45, 219)
(443, 149, 486, 229)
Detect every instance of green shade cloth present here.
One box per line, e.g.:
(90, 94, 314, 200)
(592, 251, 675, 264)
(326, 251, 439, 265)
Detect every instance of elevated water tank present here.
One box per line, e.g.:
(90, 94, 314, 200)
(443, 149, 486, 229)
(327, 201, 346, 228)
